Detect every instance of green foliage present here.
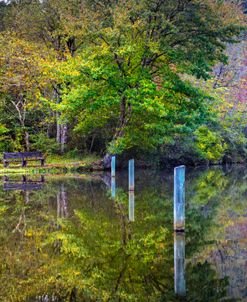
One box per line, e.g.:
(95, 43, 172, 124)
(219, 110, 247, 162)
(0, 0, 245, 164)
(55, 0, 245, 161)
(0, 124, 9, 152)
(194, 125, 227, 162)
(30, 133, 59, 155)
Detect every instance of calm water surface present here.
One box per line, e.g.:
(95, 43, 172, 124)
(0, 166, 246, 301)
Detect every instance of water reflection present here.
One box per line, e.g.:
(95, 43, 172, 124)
(128, 191, 135, 222)
(57, 184, 68, 218)
(3, 174, 45, 191)
(0, 166, 246, 301)
(174, 232, 186, 296)
(111, 176, 116, 199)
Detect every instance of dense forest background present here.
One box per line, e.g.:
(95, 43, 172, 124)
(0, 0, 246, 167)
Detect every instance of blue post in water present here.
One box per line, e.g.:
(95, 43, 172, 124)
(174, 232, 186, 296)
(174, 165, 185, 231)
(129, 159, 135, 191)
(111, 156, 116, 198)
(111, 156, 116, 178)
(129, 191, 135, 222)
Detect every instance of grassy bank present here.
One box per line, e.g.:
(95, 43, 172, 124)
(0, 154, 101, 175)
(1, 153, 245, 176)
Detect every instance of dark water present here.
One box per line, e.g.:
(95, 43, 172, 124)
(0, 166, 246, 301)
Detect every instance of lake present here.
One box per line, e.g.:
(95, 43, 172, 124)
(0, 165, 246, 301)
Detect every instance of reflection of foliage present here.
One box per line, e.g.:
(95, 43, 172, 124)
(185, 167, 247, 302)
(0, 168, 246, 301)
(188, 168, 228, 205)
(45, 205, 171, 301)
(185, 167, 247, 257)
(0, 192, 57, 301)
(184, 262, 233, 302)
(159, 262, 233, 302)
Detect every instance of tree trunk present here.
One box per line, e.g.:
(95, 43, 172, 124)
(24, 131, 30, 152)
(56, 110, 67, 154)
(54, 85, 68, 154)
(102, 96, 131, 168)
(56, 114, 68, 154)
(60, 124, 68, 154)
(12, 97, 30, 152)
(102, 153, 112, 169)
(56, 111, 61, 144)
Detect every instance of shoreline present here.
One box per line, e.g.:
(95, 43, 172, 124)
(0, 160, 245, 176)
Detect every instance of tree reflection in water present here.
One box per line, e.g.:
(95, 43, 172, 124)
(0, 166, 245, 301)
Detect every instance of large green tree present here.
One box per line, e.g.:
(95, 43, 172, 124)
(56, 0, 245, 166)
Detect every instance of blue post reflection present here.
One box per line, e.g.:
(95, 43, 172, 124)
(111, 176, 116, 199)
(129, 191, 135, 222)
(174, 232, 186, 296)
(174, 165, 185, 231)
